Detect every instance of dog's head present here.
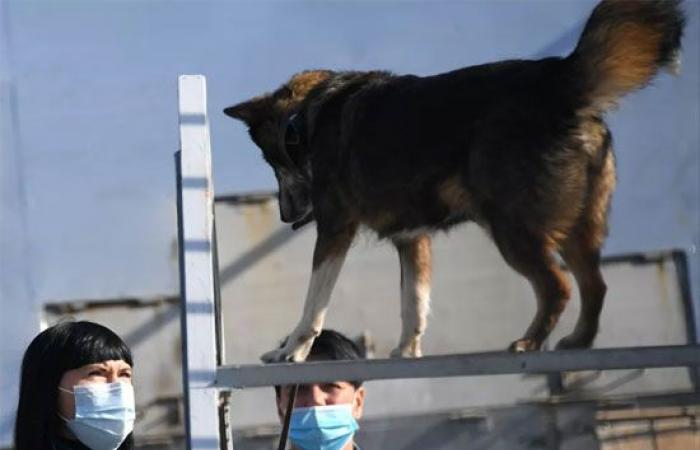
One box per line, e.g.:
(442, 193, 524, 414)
(224, 70, 332, 225)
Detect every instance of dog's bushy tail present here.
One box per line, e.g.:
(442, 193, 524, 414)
(568, 0, 685, 114)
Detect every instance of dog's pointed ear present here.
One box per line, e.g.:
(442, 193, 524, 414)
(223, 96, 273, 126)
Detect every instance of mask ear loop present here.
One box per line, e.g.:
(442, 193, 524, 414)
(57, 386, 74, 423)
(277, 384, 298, 450)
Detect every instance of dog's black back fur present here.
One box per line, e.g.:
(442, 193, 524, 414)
(300, 57, 588, 239)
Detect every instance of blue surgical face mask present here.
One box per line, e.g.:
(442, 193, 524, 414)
(289, 404, 359, 450)
(58, 381, 135, 450)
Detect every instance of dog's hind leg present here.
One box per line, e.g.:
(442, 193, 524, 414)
(391, 234, 432, 358)
(556, 152, 614, 350)
(491, 223, 572, 352)
(261, 224, 357, 363)
(556, 243, 606, 350)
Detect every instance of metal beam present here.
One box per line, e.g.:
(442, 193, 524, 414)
(216, 345, 700, 389)
(177, 75, 222, 450)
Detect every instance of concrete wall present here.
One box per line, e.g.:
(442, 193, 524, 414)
(33, 196, 698, 449)
(215, 197, 696, 435)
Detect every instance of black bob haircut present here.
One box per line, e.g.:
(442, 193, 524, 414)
(14, 320, 134, 450)
(273, 329, 364, 396)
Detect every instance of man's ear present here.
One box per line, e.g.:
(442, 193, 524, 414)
(275, 389, 287, 422)
(352, 386, 366, 420)
(223, 95, 273, 126)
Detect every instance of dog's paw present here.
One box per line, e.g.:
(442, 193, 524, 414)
(555, 334, 593, 351)
(260, 335, 316, 363)
(390, 337, 423, 358)
(508, 338, 541, 353)
(260, 348, 294, 363)
(390, 346, 422, 358)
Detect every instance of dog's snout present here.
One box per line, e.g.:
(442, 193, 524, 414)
(279, 194, 299, 223)
(278, 182, 311, 223)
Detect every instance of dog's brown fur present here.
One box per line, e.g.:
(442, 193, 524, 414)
(224, 0, 684, 361)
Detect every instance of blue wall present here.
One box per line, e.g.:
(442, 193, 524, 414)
(1, 1, 698, 445)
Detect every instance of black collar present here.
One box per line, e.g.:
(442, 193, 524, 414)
(285, 112, 305, 147)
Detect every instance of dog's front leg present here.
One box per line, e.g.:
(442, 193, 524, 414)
(390, 234, 432, 358)
(261, 225, 357, 363)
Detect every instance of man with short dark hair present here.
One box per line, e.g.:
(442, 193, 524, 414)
(275, 329, 366, 450)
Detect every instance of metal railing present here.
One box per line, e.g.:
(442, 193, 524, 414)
(176, 75, 700, 450)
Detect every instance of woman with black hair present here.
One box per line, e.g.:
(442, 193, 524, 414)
(14, 320, 135, 450)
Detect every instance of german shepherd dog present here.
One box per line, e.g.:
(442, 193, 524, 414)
(224, 0, 684, 362)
